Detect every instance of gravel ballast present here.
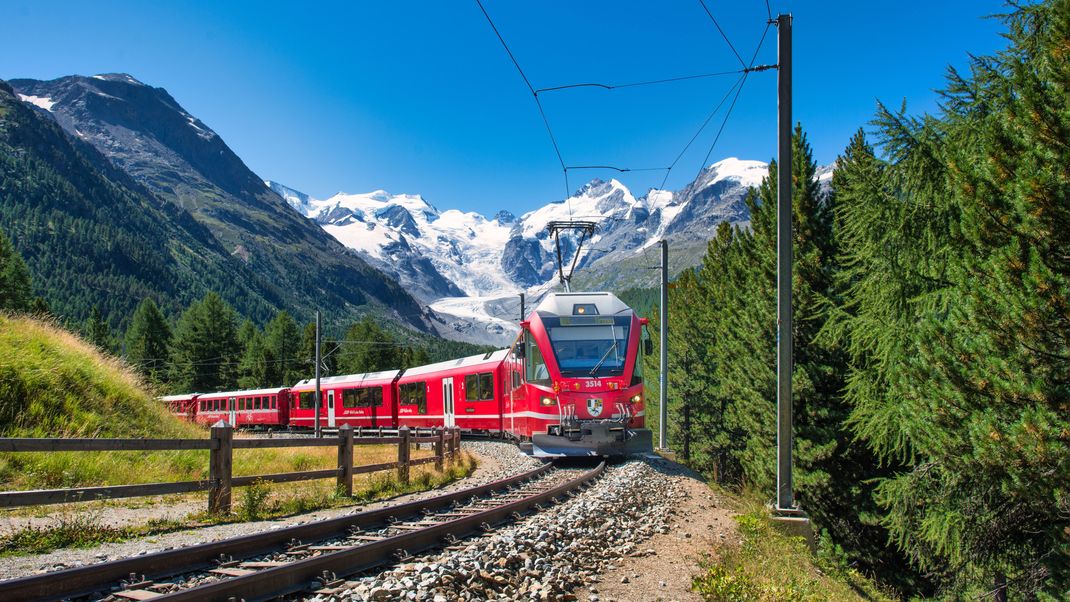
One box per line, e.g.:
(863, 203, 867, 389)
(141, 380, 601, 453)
(325, 458, 685, 602)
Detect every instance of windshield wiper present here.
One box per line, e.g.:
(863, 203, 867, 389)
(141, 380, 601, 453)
(589, 335, 619, 376)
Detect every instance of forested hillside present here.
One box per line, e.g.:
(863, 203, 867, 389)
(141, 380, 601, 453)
(0, 81, 281, 326)
(648, 2, 1070, 597)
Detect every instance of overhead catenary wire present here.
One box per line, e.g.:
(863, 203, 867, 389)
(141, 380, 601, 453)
(565, 165, 670, 173)
(474, 0, 572, 215)
(650, 72, 748, 195)
(535, 69, 744, 95)
(475, 0, 774, 261)
(697, 0, 748, 69)
(693, 19, 774, 179)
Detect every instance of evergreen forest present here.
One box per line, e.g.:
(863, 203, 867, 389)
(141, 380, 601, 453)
(645, 2, 1069, 597)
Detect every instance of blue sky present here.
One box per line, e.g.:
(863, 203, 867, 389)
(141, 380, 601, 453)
(1, 1, 1005, 216)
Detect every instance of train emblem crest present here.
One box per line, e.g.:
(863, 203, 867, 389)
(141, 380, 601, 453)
(587, 398, 603, 417)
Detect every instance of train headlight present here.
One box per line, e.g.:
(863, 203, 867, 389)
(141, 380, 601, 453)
(541, 397, 556, 406)
(630, 395, 642, 404)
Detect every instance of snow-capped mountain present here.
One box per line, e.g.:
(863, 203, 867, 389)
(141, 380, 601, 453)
(268, 156, 779, 345)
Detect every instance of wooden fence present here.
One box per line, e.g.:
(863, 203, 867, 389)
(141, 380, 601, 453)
(0, 423, 462, 514)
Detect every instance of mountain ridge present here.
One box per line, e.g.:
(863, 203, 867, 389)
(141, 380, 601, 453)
(9, 73, 432, 332)
(268, 155, 817, 345)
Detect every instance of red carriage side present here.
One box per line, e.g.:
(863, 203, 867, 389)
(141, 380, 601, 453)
(193, 387, 290, 429)
(158, 393, 199, 421)
(395, 351, 508, 433)
(289, 370, 400, 430)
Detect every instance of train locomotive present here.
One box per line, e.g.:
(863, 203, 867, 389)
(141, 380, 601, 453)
(162, 292, 653, 457)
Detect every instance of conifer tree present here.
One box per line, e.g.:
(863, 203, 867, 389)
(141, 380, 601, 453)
(237, 320, 274, 388)
(0, 229, 33, 312)
(124, 298, 172, 384)
(170, 292, 240, 392)
(264, 311, 299, 384)
(400, 345, 430, 369)
(84, 305, 113, 352)
(839, 2, 1070, 594)
(338, 317, 400, 374)
(828, 129, 935, 590)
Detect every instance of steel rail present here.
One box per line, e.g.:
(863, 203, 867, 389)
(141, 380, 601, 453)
(0, 463, 554, 602)
(157, 461, 605, 601)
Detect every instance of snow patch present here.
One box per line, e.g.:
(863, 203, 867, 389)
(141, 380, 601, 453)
(17, 94, 56, 112)
(706, 157, 768, 190)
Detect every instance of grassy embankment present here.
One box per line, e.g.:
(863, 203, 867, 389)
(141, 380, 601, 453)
(692, 488, 895, 602)
(0, 315, 477, 555)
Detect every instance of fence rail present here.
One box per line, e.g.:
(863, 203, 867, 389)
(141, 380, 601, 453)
(0, 424, 462, 513)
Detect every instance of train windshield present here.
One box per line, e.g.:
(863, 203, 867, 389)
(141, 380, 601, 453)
(542, 316, 631, 377)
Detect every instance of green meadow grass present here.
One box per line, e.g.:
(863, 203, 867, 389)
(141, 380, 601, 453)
(0, 315, 480, 555)
(692, 488, 895, 602)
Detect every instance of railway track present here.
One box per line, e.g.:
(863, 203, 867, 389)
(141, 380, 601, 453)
(1, 460, 604, 602)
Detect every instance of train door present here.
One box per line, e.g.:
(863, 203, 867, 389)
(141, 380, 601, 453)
(443, 378, 455, 428)
(327, 390, 336, 428)
(228, 397, 237, 426)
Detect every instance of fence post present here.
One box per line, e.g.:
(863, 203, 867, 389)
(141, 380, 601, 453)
(337, 424, 354, 497)
(434, 428, 444, 471)
(452, 428, 460, 461)
(397, 426, 411, 485)
(209, 420, 233, 514)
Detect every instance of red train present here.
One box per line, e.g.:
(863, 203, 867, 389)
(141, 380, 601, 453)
(161, 292, 653, 457)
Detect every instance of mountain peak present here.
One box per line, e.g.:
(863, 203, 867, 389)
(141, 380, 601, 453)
(703, 157, 768, 190)
(90, 73, 146, 86)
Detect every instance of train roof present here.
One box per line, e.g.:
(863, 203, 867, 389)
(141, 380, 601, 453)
(533, 291, 633, 317)
(157, 393, 198, 401)
(291, 369, 400, 391)
(197, 387, 290, 399)
(399, 349, 508, 379)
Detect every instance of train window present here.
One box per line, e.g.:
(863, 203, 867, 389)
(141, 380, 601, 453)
(343, 388, 359, 409)
(400, 382, 427, 414)
(544, 316, 630, 378)
(370, 387, 383, 407)
(464, 374, 480, 401)
(479, 373, 495, 400)
(466, 373, 494, 400)
(299, 392, 316, 409)
(525, 334, 552, 386)
(270, 396, 276, 409)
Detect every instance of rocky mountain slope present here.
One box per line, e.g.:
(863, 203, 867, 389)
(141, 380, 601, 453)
(8, 74, 429, 331)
